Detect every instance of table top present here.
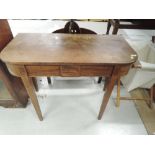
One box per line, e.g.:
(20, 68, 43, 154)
(0, 33, 137, 65)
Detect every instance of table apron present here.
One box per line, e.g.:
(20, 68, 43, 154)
(25, 65, 113, 77)
(6, 64, 131, 77)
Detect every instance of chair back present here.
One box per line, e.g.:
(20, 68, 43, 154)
(64, 20, 81, 34)
(53, 20, 97, 34)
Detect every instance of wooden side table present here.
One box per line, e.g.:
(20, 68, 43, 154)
(0, 33, 137, 121)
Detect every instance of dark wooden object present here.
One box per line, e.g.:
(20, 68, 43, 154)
(53, 20, 97, 34)
(0, 33, 137, 121)
(106, 19, 155, 35)
(0, 19, 28, 107)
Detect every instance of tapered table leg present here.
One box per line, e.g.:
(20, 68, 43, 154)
(32, 77, 39, 92)
(98, 77, 102, 83)
(47, 77, 51, 84)
(21, 75, 43, 121)
(98, 67, 119, 120)
(106, 20, 111, 34)
(103, 77, 109, 91)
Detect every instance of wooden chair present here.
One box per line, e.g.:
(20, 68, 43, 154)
(106, 19, 155, 35)
(104, 20, 155, 108)
(46, 20, 102, 84)
(116, 63, 155, 109)
(0, 19, 28, 107)
(53, 20, 97, 34)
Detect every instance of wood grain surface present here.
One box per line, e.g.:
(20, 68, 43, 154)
(0, 33, 137, 65)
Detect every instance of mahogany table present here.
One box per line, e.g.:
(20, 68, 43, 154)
(0, 33, 137, 121)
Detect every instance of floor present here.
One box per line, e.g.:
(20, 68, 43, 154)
(0, 19, 154, 135)
(0, 78, 147, 134)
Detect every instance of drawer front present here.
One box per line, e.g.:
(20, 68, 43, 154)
(25, 65, 113, 77)
(60, 65, 80, 77)
(26, 65, 60, 76)
(80, 65, 113, 76)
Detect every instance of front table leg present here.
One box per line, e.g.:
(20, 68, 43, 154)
(98, 66, 120, 120)
(21, 75, 43, 121)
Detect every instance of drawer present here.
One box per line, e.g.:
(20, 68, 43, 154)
(80, 65, 113, 76)
(25, 65, 114, 77)
(60, 65, 80, 77)
(26, 65, 60, 76)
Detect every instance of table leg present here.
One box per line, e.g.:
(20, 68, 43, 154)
(98, 77, 102, 83)
(98, 67, 119, 120)
(32, 77, 39, 92)
(47, 77, 51, 84)
(112, 26, 119, 34)
(103, 77, 109, 91)
(106, 19, 111, 34)
(21, 75, 43, 121)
